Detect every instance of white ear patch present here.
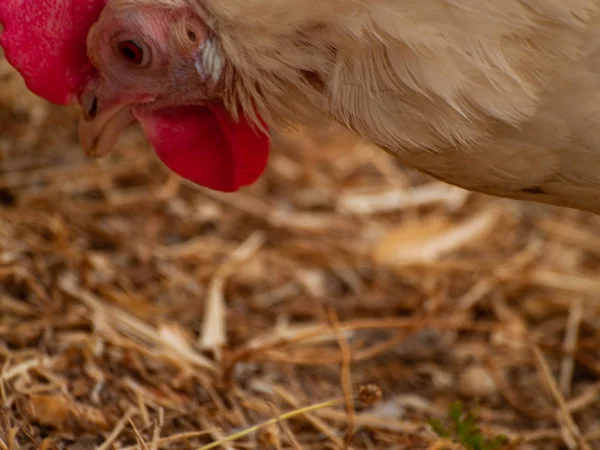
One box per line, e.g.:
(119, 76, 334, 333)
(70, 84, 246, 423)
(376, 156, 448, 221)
(195, 38, 223, 85)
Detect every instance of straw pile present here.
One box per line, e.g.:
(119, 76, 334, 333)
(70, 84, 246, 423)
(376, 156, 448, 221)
(2, 52, 600, 450)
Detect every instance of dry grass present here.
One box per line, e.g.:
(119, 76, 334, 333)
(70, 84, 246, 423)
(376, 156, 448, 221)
(2, 51, 600, 450)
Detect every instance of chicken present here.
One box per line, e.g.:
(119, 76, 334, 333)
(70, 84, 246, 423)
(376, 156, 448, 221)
(2, 0, 600, 212)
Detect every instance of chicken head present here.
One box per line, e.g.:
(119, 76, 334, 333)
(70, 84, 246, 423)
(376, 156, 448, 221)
(0, 0, 270, 192)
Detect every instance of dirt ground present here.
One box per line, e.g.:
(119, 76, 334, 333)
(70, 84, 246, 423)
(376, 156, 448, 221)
(2, 51, 600, 450)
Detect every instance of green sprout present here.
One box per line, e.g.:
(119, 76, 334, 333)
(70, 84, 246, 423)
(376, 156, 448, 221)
(429, 401, 509, 450)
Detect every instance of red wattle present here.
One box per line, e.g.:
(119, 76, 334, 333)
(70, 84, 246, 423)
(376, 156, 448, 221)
(135, 105, 270, 192)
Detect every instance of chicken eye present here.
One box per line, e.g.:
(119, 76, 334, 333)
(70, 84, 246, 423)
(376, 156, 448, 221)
(117, 40, 144, 65)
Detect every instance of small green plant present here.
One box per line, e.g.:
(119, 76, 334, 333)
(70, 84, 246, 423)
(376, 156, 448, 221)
(429, 401, 509, 450)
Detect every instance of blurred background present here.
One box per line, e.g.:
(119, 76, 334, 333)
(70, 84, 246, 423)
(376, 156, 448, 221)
(2, 51, 600, 449)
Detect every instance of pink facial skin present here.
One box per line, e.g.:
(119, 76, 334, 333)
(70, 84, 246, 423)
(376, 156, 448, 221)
(0, 0, 270, 192)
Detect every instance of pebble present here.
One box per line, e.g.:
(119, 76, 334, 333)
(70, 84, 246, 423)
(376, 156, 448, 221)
(458, 364, 497, 398)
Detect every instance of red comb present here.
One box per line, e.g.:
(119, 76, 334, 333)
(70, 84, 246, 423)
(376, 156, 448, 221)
(0, 0, 105, 104)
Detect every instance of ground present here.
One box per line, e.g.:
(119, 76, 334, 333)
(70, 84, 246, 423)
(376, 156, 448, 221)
(1, 52, 600, 450)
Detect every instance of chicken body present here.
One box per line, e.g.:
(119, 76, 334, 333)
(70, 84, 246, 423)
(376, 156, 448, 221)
(3, 0, 600, 212)
(209, 0, 600, 213)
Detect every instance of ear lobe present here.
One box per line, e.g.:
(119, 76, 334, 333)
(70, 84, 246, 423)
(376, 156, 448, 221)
(0, 0, 107, 104)
(135, 105, 270, 192)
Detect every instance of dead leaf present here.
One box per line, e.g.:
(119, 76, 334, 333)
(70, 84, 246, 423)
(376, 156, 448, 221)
(24, 394, 110, 433)
(373, 208, 500, 266)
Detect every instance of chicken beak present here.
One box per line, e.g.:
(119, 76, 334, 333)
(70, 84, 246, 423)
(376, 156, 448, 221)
(78, 91, 135, 158)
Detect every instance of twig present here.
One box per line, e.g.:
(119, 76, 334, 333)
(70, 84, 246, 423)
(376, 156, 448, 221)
(328, 307, 355, 448)
(97, 407, 136, 450)
(559, 299, 584, 397)
(197, 398, 346, 450)
(198, 231, 266, 358)
(533, 345, 591, 450)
